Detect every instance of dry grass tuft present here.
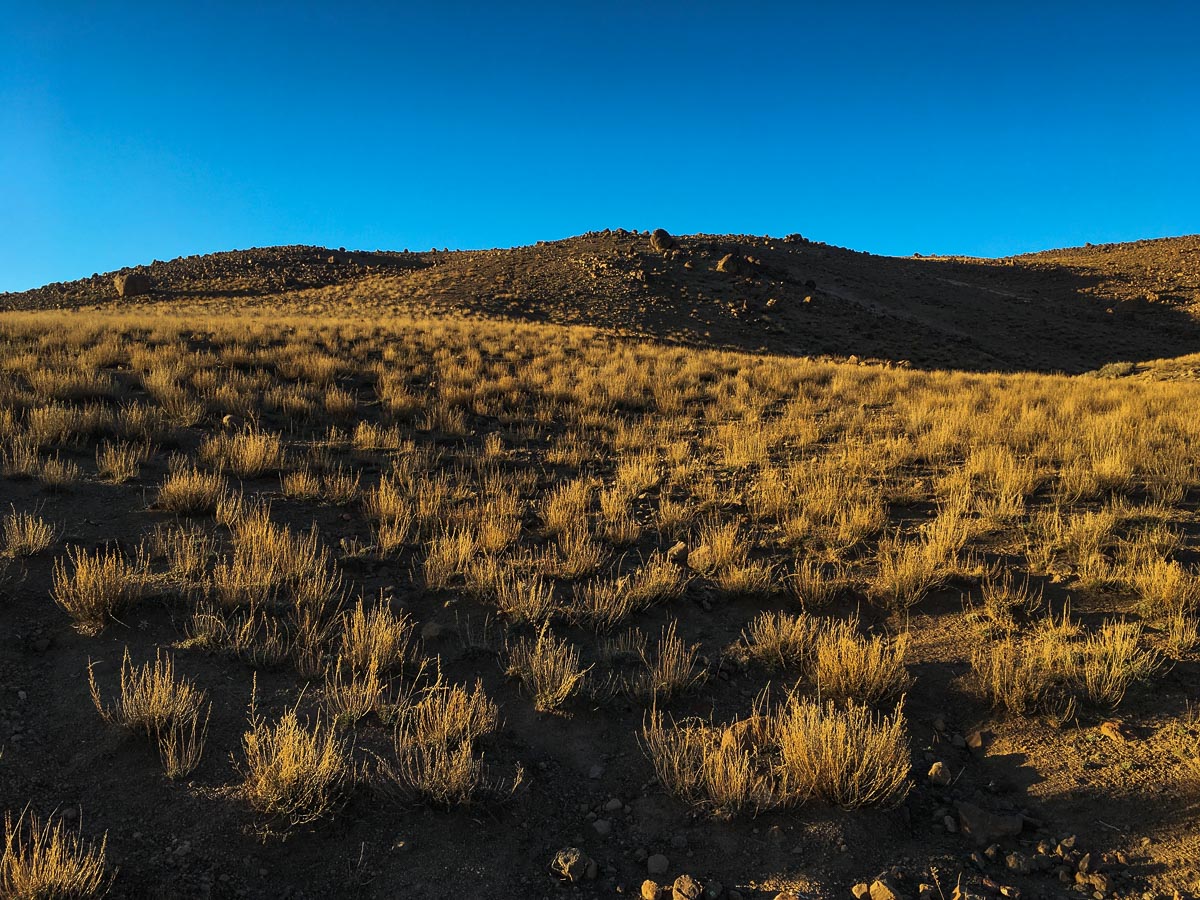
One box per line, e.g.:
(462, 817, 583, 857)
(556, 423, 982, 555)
(52, 545, 149, 634)
(1, 809, 111, 898)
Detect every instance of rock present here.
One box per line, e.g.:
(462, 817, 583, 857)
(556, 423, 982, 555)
(551, 847, 592, 883)
(604, 797, 624, 812)
(589, 764, 605, 779)
(643, 881, 665, 900)
(720, 715, 770, 754)
(673, 874, 704, 900)
(869, 877, 904, 900)
(1089, 873, 1112, 893)
(919, 885, 935, 900)
(944, 815, 958, 833)
(957, 801, 1023, 845)
(667, 541, 688, 564)
(1077, 853, 1091, 874)
(647, 853, 670, 876)
(852, 884, 871, 900)
(966, 730, 990, 753)
(928, 761, 952, 786)
(716, 254, 753, 276)
(114, 271, 153, 297)
(650, 229, 679, 252)
(592, 818, 612, 837)
(1099, 721, 1129, 743)
(1005, 852, 1031, 874)
(704, 881, 724, 899)
(221, 414, 246, 430)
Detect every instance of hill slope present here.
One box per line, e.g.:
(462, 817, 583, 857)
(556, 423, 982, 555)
(5, 231, 1200, 372)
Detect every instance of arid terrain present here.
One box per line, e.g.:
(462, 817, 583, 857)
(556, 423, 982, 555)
(1, 231, 1198, 900)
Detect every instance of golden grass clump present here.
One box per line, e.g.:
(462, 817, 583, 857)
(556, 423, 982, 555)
(972, 617, 1160, 715)
(155, 463, 228, 515)
(199, 427, 285, 477)
(96, 440, 153, 483)
(1, 809, 111, 898)
(339, 600, 414, 675)
(51, 545, 149, 634)
(88, 648, 211, 779)
(239, 702, 352, 825)
(506, 624, 591, 712)
(2, 508, 56, 557)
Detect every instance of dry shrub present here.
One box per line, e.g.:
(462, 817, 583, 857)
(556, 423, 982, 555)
(972, 618, 1160, 715)
(156, 463, 228, 515)
(641, 697, 909, 816)
(506, 624, 591, 712)
(467, 560, 557, 624)
(323, 660, 387, 726)
(96, 440, 152, 483)
(1, 809, 111, 898)
(787, 558, 848, 609)
(774, 697, 910, 807)
(614, 621, 705, 703)
(378, 678, 520, 807)
(735, 611, 817, 671)
(812, 620, 911, 705)
(199, 427, 285, 477)
(339, 600, 414, 675)
(2, 508, 56, 557)
(52, 545, 149, 634)
(240, 701, 352, 825)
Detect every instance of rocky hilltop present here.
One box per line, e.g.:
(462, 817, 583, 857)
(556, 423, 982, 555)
(6, 230, 1200, 372)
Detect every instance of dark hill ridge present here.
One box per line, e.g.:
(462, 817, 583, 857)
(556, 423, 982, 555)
(5, 230, 1200, 372)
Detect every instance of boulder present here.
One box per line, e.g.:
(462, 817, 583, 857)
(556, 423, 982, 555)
(651, 229, 679, 252)
(550, 847, 593, 882)
(113, 271, 153, 297)
(716, 254, 753, 276)
(673, 873, 704, 900)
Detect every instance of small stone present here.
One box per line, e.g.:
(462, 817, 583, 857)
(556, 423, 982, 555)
(1077, 853, 1092, 874)
(667, 541, 688, 564)
(870, 877, 904, 900)
(919, 884, 936, 900)
(852, 883, 871, 900)
(928, 761, 952, 786)
(589, 764, 605, 780)
(650, 229, 679, 252)
(1089, 874, 1112, 893)
(673, 874, 704, 900)
(1006, 852, 1031, 874)
(1099, 721, 1129, 743)
(932, 717, 947, 732)
(766, 825, 786, 845)
(643, 881, 665, 900)
(592, 819, 612, 837)
(944, 815, 958, 833)
(966, 730, 989, 753)
(670, 834, 688, 850)
(647, 854, 670, 876)
(704, 880, 724, 899)
(605, 798, 624, 812)
(552, 847, 593, 883)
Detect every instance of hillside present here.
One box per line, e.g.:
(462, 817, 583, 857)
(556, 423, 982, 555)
(5, 231, 1200, 372)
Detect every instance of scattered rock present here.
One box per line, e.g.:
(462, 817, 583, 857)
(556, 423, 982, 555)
(673, 873, 704, 900)
(852, 883, 871, 900)
(592, 818, 612, 837)
(114, 271, 153, 298)
(1099, 721, 1129, 743)
(551, 847, 593, 883)
(647, 853, 670, 876)
(643, 880, 665, 900)
(650, 229, 679, 252)
(928, 761, 952, 786)
(870, 877, 904, 900)
(1005, 852, 1031, 874)
(957, 802, 1024, 845)
(667, 541, 689, 564)
(715, 254, 753, 276)
(604, 797, 624, 812)
(966, 730, 990, 753)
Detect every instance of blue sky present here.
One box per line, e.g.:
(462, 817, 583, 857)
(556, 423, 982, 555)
(2, 1, 1198, 291)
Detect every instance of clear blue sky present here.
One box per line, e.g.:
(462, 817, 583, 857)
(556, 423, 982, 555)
(3, 1, 1198, 292)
